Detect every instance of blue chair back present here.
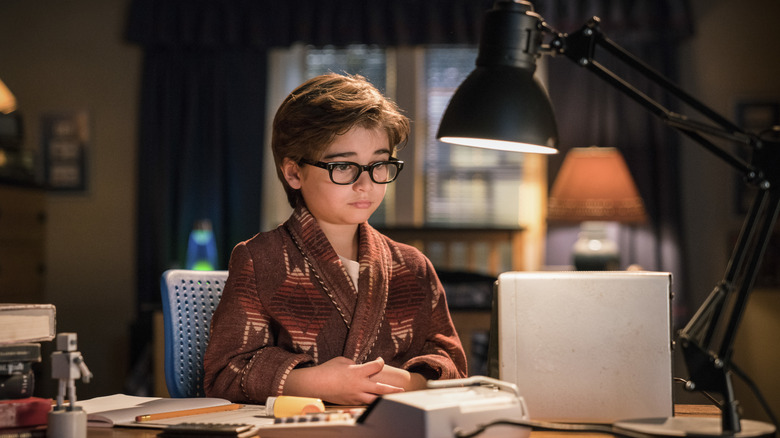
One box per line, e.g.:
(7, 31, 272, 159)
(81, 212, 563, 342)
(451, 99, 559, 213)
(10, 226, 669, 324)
(160, 269, 228, 398)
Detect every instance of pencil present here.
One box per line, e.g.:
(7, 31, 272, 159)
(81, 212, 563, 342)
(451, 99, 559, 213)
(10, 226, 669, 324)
(135, 403, 243, 422)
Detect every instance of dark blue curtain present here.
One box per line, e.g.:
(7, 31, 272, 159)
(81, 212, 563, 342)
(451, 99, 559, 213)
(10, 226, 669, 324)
(125, 0, 692, 309)
(133, 48, 266, 306)
(125, 0, 496, 313)
(123, 1, 494, 393)
(126, 0, 494, 48)
(123, 0, 692, 392)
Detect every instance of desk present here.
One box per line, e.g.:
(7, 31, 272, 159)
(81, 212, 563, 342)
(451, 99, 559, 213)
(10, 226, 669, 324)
(88, 428, 158, 438)
(84, 405, 720, 438)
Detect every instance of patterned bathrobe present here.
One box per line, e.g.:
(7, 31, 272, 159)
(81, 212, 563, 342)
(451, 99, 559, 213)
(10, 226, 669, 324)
(203, 205, 467, 403)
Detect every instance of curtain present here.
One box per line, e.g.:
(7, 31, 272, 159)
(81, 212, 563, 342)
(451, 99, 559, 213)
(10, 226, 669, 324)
(133, 49, 266, 305)
(126, 0, 692, 306)
(124, 0, 492, 393)
(126, 0, 495, 313)
(124, 0, 692, 392)
(126, 0, 494, 48)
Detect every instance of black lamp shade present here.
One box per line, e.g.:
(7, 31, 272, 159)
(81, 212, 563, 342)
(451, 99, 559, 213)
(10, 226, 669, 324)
(436, 0, 559, 154)
(437, 65, 558, 153)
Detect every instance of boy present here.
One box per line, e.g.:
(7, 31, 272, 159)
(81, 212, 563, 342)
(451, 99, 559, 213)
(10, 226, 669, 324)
(203, 73, 467, 405)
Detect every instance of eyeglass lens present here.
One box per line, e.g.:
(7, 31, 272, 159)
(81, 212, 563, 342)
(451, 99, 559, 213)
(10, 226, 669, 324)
(331, 161, 399, 184)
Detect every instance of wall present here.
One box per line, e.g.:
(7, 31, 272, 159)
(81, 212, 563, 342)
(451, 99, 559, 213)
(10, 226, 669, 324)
(0, 0, 140, 398)
(0, 0, 777, 416)
(680, 0, 780, 307)
(678, 0, 780, 423)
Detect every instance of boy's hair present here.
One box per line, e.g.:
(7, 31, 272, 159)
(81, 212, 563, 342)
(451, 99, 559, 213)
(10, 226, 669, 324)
(272, 73, 411, 208)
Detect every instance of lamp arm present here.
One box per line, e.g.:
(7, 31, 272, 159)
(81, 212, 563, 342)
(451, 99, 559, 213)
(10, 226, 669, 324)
(547, 17, 763, 185)
(544, 16, 780, 434)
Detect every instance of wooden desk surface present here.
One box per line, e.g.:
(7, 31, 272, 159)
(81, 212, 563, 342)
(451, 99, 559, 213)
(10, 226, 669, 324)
(88, 428, 159, 438)
(84, 405, 721, 438)
(527, 406, 722, 438)
(673, 404, 721, 417)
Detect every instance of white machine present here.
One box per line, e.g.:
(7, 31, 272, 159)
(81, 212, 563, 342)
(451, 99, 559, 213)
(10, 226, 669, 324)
(495, 271, 674, 423)
(257, 376, 530, 438)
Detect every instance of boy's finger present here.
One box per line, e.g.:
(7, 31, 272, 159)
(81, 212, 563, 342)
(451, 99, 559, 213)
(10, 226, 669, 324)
(371, 382, 405, 395)
(358, 358, 385, 375)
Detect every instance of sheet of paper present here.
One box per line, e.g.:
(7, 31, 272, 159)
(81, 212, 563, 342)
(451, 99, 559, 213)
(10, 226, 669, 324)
(76, 394, 234, 427)
(77, 394, 161, 413)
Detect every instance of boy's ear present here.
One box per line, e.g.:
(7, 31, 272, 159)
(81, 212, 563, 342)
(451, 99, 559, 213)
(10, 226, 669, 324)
(281, 158, 303, 189)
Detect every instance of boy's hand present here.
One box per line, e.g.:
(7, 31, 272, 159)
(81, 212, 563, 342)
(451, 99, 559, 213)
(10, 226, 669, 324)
(285, 356, 404, 405)
(369, 363, 428, 391)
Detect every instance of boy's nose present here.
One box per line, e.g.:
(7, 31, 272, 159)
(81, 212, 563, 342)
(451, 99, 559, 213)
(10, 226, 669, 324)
(352, 170, 374, 190)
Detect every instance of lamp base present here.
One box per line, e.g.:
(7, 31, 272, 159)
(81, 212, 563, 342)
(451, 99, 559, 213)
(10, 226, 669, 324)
(573, 251, 620, 271)
(614, 417, 776, 438)
(572, 221, 620, 271)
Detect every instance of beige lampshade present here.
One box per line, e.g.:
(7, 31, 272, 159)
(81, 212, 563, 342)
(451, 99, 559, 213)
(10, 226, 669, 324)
(0, 77, 17, 114)
(548, 146, 647, 223)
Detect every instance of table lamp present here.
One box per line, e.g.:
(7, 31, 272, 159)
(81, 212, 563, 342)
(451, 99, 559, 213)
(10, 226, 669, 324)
(437, 1, 779, 437)
(0, 77, 16, 114)
(547, 146, 647, 270)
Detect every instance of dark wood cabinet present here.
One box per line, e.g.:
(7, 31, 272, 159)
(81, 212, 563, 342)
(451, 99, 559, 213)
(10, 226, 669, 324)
(0, 184, 46, 303)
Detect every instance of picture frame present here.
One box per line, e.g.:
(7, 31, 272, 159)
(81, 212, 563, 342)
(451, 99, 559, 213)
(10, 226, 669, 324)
(42, 110, 90, 191)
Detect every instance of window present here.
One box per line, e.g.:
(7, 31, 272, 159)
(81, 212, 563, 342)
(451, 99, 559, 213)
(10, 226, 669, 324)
(304, 45, 387, 91)
(423, 47, 526, 226)
(264, 44, 540, 234)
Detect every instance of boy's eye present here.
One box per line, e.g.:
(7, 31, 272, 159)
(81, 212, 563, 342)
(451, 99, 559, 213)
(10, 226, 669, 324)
(331, 163, 356, 173)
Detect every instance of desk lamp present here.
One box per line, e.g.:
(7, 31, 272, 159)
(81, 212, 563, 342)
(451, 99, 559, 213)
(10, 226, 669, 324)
(437, 1, 779, 437)
(547, 146, 647, 270)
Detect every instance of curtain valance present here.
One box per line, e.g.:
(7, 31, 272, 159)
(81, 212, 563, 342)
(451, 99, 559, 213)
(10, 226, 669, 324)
(126, 0, 494, 48)
(126, 0, 692, 49)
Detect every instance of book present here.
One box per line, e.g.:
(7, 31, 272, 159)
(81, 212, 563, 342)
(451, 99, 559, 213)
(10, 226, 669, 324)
(0, 372, 34, 399)
(75, 394, 235, 428)
(0, 425, 47, 438)
(0, 362, 32, 376)
(0, 305, 56, 345)
(0, 344, 41, 364)
(0, 397, 51, 429)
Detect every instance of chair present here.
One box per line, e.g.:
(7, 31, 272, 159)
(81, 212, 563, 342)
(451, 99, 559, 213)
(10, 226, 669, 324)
(160, 269, 228, 398)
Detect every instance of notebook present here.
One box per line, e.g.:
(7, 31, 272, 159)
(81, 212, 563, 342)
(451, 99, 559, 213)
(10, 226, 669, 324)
(493, 271, 674, 423)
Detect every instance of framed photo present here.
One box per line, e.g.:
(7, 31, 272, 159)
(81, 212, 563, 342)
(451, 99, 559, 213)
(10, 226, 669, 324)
(42, 110, 90, 191)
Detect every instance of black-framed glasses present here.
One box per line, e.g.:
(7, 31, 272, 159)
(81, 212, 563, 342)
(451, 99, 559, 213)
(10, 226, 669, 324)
(299, 157, 404, 185)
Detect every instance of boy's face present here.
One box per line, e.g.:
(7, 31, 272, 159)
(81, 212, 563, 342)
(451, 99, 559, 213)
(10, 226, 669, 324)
(284, 126, 391, 228)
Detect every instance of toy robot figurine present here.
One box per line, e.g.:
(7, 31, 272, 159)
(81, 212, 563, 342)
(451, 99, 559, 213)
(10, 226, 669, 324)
(49, 333, 92, 438)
